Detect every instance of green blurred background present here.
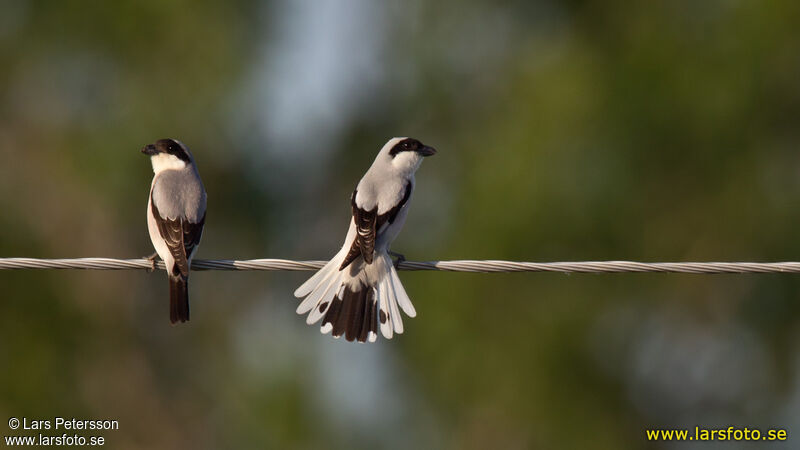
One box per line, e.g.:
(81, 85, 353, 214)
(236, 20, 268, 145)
(1, 1, 800, 449)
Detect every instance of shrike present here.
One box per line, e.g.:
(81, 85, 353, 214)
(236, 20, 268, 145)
(142, 138, 207, 324)
(295, 137, 436, 342)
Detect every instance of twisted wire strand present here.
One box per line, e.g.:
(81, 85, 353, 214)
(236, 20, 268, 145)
(0, 258, 800, 274)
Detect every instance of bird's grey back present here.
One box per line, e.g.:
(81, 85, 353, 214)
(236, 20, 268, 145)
(152, 167, 206, 222)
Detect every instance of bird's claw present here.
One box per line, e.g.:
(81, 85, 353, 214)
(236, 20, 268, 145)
(388, 251, 406, 269)
(144, 252, 159, 273)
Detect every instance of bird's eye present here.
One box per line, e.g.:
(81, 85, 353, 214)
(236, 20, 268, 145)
(403, 142, 412, 149)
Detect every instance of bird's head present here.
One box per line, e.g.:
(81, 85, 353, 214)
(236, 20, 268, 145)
(142, 138, 193, 173)
(382, 137, 436, 174)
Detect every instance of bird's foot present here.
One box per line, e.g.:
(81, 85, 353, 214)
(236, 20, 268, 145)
(388, 251, 406, 269)
(144, 252, 159, 273)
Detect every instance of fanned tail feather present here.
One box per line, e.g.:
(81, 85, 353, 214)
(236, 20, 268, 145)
(389, 266, 416, 317)
(377, 277, 394, 339)
(295, 258, 339, 299)
(296, 264, 340, 315)
(294, 252, 415, 342)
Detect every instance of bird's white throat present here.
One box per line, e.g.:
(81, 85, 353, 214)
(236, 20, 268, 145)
(390, 150, 423, 175)
(150, 153, 187, 173)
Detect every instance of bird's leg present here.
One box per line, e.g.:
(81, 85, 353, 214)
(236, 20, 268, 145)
(144, 252, 159, 273)
(388, 251, 406, 269)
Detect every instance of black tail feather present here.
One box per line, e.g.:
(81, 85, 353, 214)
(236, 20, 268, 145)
(322, 282, 378, 342)
(333, 289, 353, 338)
(324, 296, 343, 329)
(169, 276, 190, 324)
(349, 288, 366, 342)
(358, 289, 375, 342)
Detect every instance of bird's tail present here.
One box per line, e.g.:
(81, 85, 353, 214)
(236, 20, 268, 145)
(294, 252, 416, 342)
(169, 275, 190, 324)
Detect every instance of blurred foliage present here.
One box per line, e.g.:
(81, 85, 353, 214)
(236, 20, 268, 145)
(2, 0, 800, 449)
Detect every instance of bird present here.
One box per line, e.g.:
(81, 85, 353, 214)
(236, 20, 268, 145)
(295, 137, 436, 342)
(142, 138, 207, 324)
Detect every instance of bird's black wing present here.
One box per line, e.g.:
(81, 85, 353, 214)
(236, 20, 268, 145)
(339, 183, 411, 271)
(151, 201, 205, 277)
(183, 212, 205, 260)
(340, 189, 375, 270)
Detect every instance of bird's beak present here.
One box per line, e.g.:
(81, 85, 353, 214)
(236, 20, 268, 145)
(141, 144, 158, 155)
(418, 145, 437, 157)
